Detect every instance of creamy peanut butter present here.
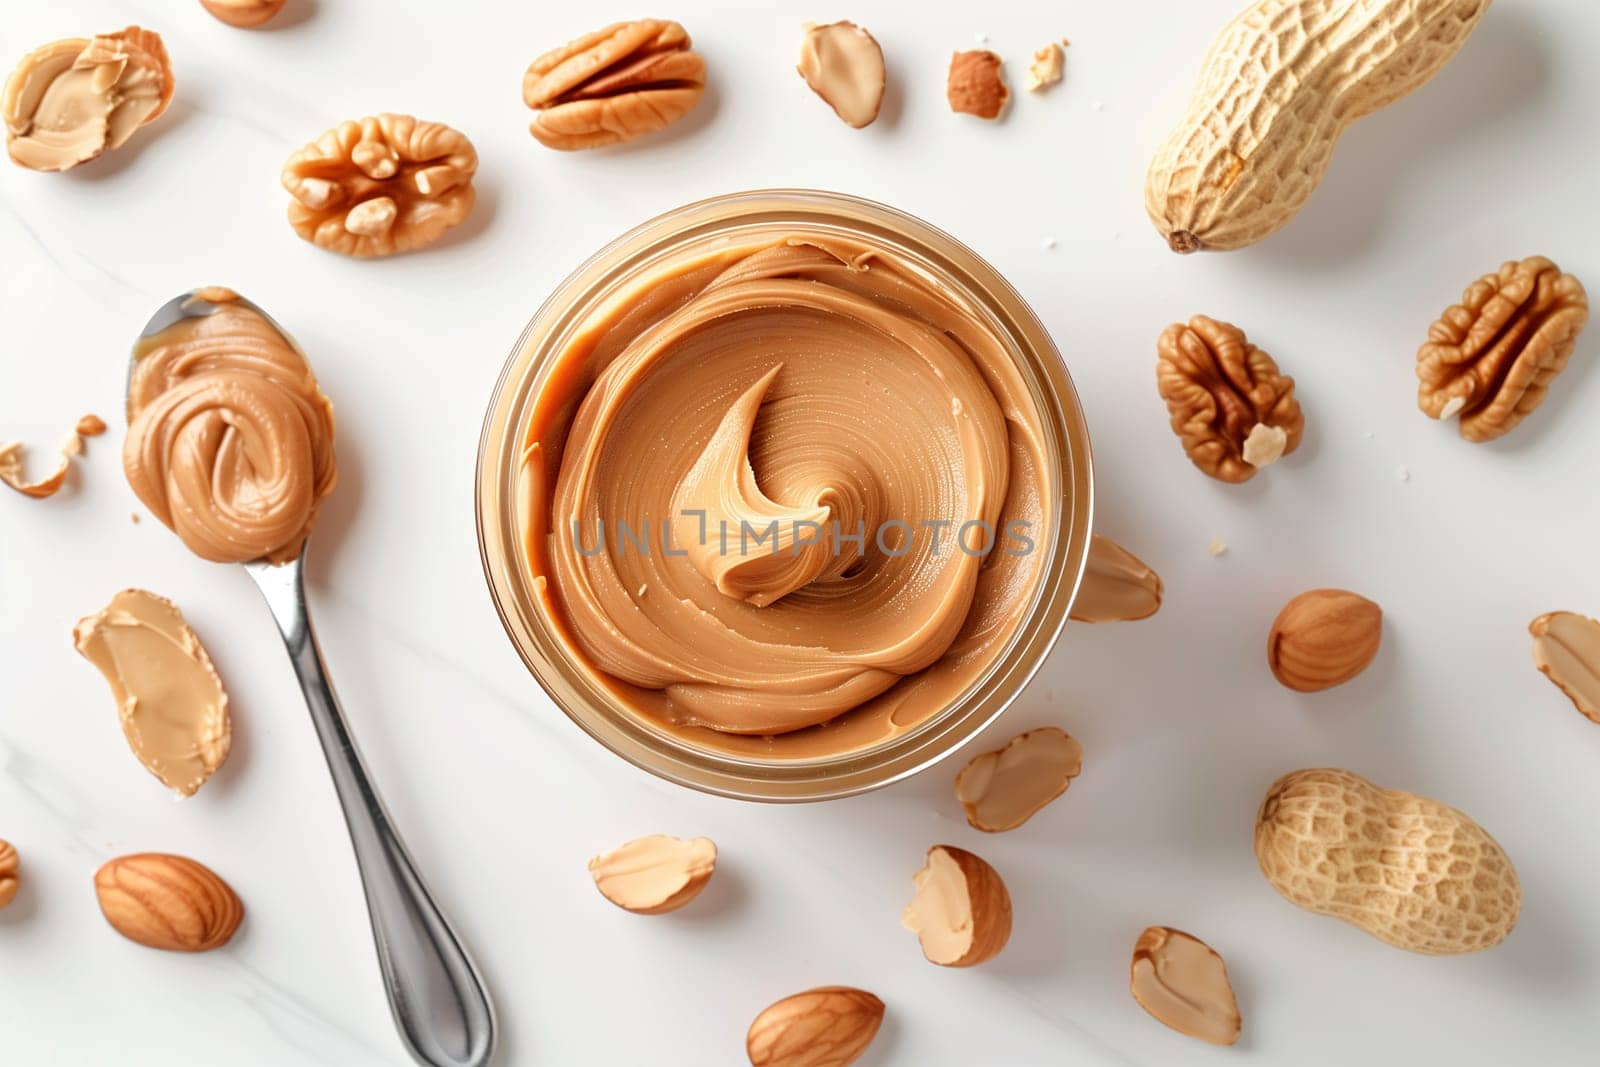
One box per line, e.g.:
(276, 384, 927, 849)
(1130, 926, 1242, 1046)
(2, 27, 173, 172)
(124, 289, 337, 564)
(1530, 611, 1600, 724)
(521, 236, 1051, 758)
(74, 589, 231, 797)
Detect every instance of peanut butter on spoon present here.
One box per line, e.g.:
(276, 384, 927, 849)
(123, 288, 337, 564)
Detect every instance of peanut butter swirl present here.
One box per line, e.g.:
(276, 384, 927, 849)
(124, 290, 336, 564)
(524, 237, 1049, 749)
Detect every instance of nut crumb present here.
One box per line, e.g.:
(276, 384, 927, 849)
(77, 414, 107, 437)
(1208, 536, 1228, 557)
(131, 512, 141, 524)
(1241, 422, 1289, 469)
(1026, 41, 1065, 92)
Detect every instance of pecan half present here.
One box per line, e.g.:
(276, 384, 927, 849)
(1416, 256, 1588, 442)
(281, 113, 477, 258)
(523, 20, 706, 150)
(1156, 316, 1303, 483)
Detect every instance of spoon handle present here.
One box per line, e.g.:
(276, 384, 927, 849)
(246, 555, 496, 1067)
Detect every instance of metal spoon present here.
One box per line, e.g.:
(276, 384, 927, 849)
(133, 290, 496, 1067)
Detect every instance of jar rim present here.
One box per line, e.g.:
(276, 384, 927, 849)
(475, 188, 1095, 801)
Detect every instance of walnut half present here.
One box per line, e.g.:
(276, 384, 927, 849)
(523, 20, 706, 151)
(1417, 256, 1589, 442)
(1156, 316, 1304, 483)
(281, 113, 477, 258)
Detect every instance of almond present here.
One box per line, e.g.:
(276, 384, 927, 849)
(902, 844, 1011, 966)
(94, 853, 243, 952)
(954, 726, 1083, 832)
(0, 838, 18, 910)
(746, 986, 885, 1067)
(200, 0, 286, 27)
(588, 834, 716, 914)
(1267, 588, 1381, 692)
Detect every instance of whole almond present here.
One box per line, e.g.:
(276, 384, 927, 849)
(746, 986, 885, 1067)
(200, 0, 286, 27)
(0, 838, 18, 909)
(94, 853, 243, 952)
(1267, 588, 1381, 692)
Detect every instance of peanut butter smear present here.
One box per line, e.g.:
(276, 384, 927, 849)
(124, 289, 337, 565)
(522, 236, 1050, 756)
(2, 27, 174, 172)
(74, 589, 231, 797)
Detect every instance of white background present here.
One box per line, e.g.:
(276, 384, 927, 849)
(2, 1, 1597, 1064)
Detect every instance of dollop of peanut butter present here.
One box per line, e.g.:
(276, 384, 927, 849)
(124, 289, 337, 564)
(521, 236, 1050, 755)
(2, 27, 173, 172)
(74, 589, 231, 797)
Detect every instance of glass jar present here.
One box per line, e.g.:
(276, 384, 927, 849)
(476, 190, 1094, 801)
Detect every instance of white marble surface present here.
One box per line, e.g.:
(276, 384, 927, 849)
(2, 1, 1598, 1063)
